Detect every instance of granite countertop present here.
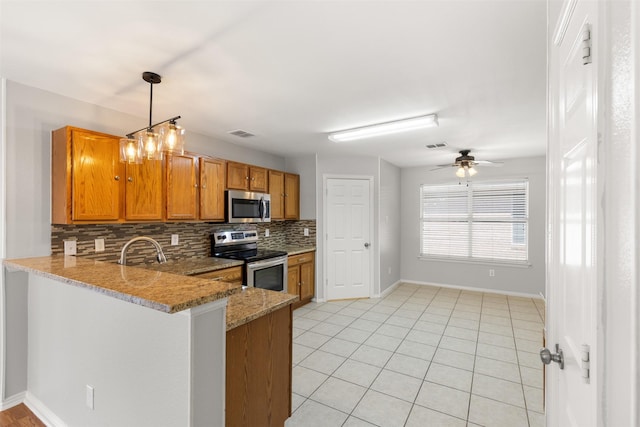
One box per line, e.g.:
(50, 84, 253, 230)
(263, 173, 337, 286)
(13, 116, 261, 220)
(226, 288, 298, 331)
(285, 246, 316, 256)
(143, 257, 244, 276)
(3, 256, 241, 313)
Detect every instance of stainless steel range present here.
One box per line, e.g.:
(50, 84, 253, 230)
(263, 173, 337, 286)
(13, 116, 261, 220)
(211, 230, 288, 293)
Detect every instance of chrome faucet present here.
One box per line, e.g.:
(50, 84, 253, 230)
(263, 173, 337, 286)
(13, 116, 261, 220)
(118, 236, 167, 265)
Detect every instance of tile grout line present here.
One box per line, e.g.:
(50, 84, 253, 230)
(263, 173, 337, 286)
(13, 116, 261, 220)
(508, 295, 532, 427)
(290, 284, 544, 426)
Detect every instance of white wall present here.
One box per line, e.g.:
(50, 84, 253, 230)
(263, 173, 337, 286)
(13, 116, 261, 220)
(379, 159, 401, 293)
(400, 156, 546, 296)
(285, 154, 317, 220)
(22, 272, 226, 426)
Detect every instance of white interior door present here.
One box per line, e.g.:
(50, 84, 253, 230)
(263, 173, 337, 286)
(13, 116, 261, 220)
(326, 178, 372, 300)
(547, 1, 598, 426)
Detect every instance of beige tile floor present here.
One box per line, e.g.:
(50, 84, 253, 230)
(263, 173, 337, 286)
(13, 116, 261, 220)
(286, 283, 545, 427)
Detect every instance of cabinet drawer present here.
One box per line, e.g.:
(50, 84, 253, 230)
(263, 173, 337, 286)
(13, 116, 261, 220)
(194, 266, 243, 283)
(288, 252, 315, 267)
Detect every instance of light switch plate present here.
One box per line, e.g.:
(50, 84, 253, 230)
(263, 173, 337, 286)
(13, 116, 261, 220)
(303, 228, 309, 236)
(95, 239, 105, 252)
(86, 385, 94, 410)
(64, 240, 77, 256)
(171, 234, 179, 246)
(265, 229, 270, 237)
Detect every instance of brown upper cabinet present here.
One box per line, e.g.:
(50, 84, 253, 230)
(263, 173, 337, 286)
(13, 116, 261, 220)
(52, 125, 298, 224)
(268, 170, 285, 219)
(226, 161, 268, 192)
(52, 126, 124, 223)
(166, 153, 198, 220)
(269, 171, 300, 220)
(124, 160, 164, 221)
(284, 173, 300, 220)
(199, 157, 226, 221)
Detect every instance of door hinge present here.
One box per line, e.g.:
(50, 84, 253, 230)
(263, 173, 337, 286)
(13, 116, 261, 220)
(581, 344, 591, 383)
(582, 25, 592, 65)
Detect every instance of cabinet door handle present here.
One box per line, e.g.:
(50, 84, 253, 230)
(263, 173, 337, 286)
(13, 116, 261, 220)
(246, 176, 250, 180)
(202, 184, 207, 189)
(127, 177, 133, 182)
(114, 175, 120, 181)
(195, 184, 198, 188)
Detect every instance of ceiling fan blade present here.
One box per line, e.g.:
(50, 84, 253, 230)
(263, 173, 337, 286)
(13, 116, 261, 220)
(430, 164, 455, 171)
(474, 160, 504, 167)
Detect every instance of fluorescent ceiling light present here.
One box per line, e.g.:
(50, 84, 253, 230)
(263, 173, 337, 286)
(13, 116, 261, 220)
(328, 114, 438, 142)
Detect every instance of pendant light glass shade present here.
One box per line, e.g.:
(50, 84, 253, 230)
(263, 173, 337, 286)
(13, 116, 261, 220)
(138, 129, 163, 161)
(456, 166, 466, 178)
(159, 121, 185, 155)
(119, 137, 143, 164)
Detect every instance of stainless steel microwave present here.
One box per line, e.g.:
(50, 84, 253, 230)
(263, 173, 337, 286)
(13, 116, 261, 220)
(226, 190, 271, 223)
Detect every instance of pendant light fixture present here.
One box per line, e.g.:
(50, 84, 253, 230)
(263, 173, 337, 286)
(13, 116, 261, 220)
(119, 71, 185, 163)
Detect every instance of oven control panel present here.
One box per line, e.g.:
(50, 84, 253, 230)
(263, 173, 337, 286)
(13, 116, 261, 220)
(211, 230, 259, 246)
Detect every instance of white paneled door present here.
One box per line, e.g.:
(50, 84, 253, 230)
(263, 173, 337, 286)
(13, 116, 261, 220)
(547, 1, 598, 426)
(326, 178, 372, 300)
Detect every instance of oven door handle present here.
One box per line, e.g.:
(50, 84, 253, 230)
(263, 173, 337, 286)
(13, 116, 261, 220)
(247, 256, 288, 270)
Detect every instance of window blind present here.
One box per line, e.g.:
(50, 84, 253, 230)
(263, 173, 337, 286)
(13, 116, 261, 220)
(420, 180, 529, 263)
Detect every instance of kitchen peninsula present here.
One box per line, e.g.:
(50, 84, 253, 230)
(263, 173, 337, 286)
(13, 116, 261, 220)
(3, 255, 297, 427)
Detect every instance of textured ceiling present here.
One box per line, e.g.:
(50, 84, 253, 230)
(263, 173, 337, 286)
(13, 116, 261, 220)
(0, 0, 547, 167)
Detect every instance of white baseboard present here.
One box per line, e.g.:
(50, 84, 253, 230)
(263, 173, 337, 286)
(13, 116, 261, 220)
(379, 280, 402, 298)
(24, 391, 68, 427)
(1, 391, 25, 410)
(400, 279, 543, 299)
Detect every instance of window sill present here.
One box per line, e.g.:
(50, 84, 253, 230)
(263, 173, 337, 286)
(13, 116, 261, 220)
(418, 256, 532, 268)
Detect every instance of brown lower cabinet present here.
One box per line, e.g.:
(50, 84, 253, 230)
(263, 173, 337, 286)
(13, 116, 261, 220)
(288, 252, 315, 309)
(226, 305, 292, 427)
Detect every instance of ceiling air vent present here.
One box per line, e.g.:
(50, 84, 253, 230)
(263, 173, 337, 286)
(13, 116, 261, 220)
(228, 129, 255, 138)
(426, 142, 448, 149)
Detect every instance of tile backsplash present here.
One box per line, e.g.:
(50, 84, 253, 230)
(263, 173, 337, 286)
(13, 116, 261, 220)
(51, 220, 316, 266)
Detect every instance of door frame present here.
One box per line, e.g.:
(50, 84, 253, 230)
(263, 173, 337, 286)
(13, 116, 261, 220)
(322, 174, 375, 301)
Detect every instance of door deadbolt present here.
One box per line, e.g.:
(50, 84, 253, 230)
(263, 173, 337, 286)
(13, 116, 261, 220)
(540, 344, 565, 369)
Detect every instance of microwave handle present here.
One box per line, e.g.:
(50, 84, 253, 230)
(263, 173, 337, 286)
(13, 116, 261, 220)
(259, 197, 265, 221)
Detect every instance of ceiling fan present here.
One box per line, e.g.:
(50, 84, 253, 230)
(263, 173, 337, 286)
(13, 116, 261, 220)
(432, 149, 503, 178)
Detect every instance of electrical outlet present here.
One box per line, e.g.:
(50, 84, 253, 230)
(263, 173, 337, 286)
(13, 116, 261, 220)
(489, 269, 495, 277)
(64, 240, 77, 256)
(171, 234, 179, 246)
(86, 385, 94, 410)
(265, 229, 270, 237)
(388, 267, 392, 275)
(94, 239, 105, 252)
(303, 228, 309, 236)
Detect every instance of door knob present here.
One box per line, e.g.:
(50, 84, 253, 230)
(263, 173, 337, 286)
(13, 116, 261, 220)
(364, 242, 370, 248)
(540, 344, 564, 369)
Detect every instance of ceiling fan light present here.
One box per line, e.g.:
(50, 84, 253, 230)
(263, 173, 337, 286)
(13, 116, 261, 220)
(468, 166, 477, 176)
(456, 166, 466, 178)
(328, 113, 438, 142)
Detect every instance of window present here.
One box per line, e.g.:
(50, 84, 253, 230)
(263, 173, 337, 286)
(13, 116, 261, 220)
(420, 180, 529, 263)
